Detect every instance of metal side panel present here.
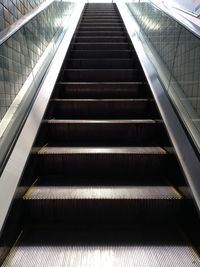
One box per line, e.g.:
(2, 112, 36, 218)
(0, 0, 54, 46)
(0, 3, 85, 234)
(116, 1, 200, 212)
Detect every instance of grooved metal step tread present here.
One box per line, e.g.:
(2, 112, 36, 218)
(83, 11, 118, 12)
(85, 11, 117, 12)
(44, 119, 158, 124)
(70, 50, 133, 53)
(63, 69, 138, 71)
(84, 11, 118, 12)
(23, 186, 181, 200)
(65, 58, 134, 61)
(79, 26, 124, 28)
(3, 225, 199, 267)
(36, 147, 166, 155)
(57, 81, 146, 85)
(72, 42, 128, 45)
(3, 241, 198, 267)
(82, 14, 119, 17)
(50, 98, 153, 102)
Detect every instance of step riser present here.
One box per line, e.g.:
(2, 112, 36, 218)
(21, 174, 172, 186)
(74, 37, 128, 43)
(54, 84, 151, 99)
(40, 122, 168, 146)
(84, 10, 118, 12)
(80, 23, 123, 27)
(64, 59, 138, 69)
(79, 27, 125, 32)
(47, 100, 158, 119)
(24, 200, 181, 224)
(35, 153, 173, 176)
(85, 11, 117, 12)
(85, 8, 117, 10)
(76, 32, 126, 37)
(72, 43, 130, 50)
(62, 70, 143, 82)
(70, 50, 134, 59)
(83, 13, 119, 17)
(81, 19, 122, 23)
(84, 10, 117, 12)
(82, 16, 121, 20)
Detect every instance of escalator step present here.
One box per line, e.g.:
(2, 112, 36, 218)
(84, 13, 118, 16)
(84, 10, 118, 12)
(32, 146, 172, 176)
(74, 37, 128, 43)
(72, 43, 130, 50)
(81, 19, 122, 23)
(4, 225, 198, 267)
(62, 69, 143, 82)
(76, 31, 126, 37)
(23, 185, 182, 223)
(22, 174, 169, 186)
(85, 8, 117, 10)
(47, 99, 158, 119)
(37, 146, 166, 154)
(80, 23, 123, 27)
(82, 15, 120, 19)
(41, 119, 168, 146)
(78, 27, 125, 31)
(64, 59, 138, 69)
(24, 186, 180, 200)
(70, 50, 134, 58)
(54, 82, 151, 99)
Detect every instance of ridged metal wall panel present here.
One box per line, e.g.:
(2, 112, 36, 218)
(0, 0, 46, 32)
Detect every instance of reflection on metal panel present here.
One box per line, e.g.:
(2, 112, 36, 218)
(164, 0, 200, 16)
(0, 1, 76, 170)
(127, 1, 200, 151)
(0, 0, 46, 32)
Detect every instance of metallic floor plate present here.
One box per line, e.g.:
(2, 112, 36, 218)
(51, 98, 151, 102)
(44, 119, 157, 124)
(37, 147, 166, 155)
(23, 186, 181, 200)
(3, 245, 199, 267)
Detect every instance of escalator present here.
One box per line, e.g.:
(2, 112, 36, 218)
(1, 3, 200, 266)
